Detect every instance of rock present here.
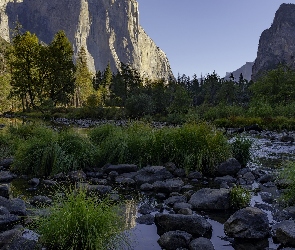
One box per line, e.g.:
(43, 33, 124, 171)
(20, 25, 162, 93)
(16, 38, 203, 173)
(85, 171, 104, 178)
(187, 171, 202, 179)
(240, 172, 256, 185)
(214, 175, 236, 186)
(153, 178, 184, 194)
(67, 170, 86, 182)
(27, 178, 39, 187)
(0, 184, 9, 199)
(285, 207, 295, 220)
(252, 4, 295, 81)
(1, 0, 174, 80)
(272, 220, 295, 247)
(224, 207, 270, 239)
(178, 208, 193, 215)
(140, 183, 153, 191)
(89, 178, 108, 185)
(157, 230, 192, 250)
(108, 171, 119, 182)
(134, 166, 173, 185)
(258, 174, 274, 183)
(164, 196, 187, 206)
(188, 188, 230, 210)
(173, 202, 192, 213)
(136, 214, 154, 225)
(0, 158, 13, 169)
(0, 171, 15, 183)
(189, 237, 215, 250)
(1, 235, 37, 250)
(115, 176, 135, 186)
(232, 238, 269, 250)
(30, 196, 52, 206)
(0, 206, 9, 215)
(0, 197, 26, 216)
(0, 228, 22, 248)
(173, 168, 186, 177)
(103, 164, 138, 174)
(281, 135, 295, 143)
(0, 214, 21, 232)
(42, 179, 57, 186)
(155, 213, 212, 237)
(216, 158, 241, 177)
(86, 184, 112, 195)
(164, 162, 177, 173)
(138, 203, 156, 215)
(109, 194, 120, 201)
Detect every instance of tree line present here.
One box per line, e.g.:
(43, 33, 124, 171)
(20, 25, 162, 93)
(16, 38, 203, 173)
(1, 29, 295, 119)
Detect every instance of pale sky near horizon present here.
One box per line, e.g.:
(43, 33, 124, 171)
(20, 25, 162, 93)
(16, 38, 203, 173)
(137, 0, 295, 78)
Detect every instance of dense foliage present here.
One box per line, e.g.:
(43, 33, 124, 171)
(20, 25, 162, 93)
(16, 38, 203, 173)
(36, 188, 126, 250)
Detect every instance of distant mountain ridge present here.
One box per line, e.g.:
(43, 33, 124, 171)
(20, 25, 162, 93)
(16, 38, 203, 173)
(0, 0, 174, 80)
(252, 3, 295, 81)
(224, 62, 253, 81)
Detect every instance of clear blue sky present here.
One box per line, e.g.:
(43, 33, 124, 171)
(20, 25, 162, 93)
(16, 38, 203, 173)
(137, 0, 295, 78)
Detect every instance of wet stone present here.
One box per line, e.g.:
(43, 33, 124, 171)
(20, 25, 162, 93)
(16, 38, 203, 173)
(189, 237, 215, 250)
(0, 184, 9, 199)
(27, 178, 39, 187)
(0, 172, 15, 183)
(138, 203, 156, 215)
(136, 214, 154, 225)
(157, 230, 192, 250)
(164, 196, 187, 206)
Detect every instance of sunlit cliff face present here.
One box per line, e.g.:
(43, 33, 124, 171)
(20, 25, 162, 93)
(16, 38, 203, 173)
(0, 0, 174, 80)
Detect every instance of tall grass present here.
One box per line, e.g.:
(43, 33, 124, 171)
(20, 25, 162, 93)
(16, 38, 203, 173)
(11, 125, 98, 176)
(278, 161, 295, 205)
(89, 122, 231, 173)
(36, 188, 127, 250)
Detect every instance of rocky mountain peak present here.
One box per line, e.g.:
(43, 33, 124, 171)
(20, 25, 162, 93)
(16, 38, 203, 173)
(0, 0, 174, 80)
(252, 3, 295, 81)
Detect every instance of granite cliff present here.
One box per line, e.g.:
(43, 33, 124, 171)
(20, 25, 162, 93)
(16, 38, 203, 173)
(252, 3, 295, 81)
(0, 0, 174, 80)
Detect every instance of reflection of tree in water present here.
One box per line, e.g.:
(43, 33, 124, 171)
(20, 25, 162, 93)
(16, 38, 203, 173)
(124, 199, 137, 229)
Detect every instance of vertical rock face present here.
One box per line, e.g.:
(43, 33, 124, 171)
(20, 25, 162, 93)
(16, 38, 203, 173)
(252, 3, 295, 82)
(1, 0, 174, 80)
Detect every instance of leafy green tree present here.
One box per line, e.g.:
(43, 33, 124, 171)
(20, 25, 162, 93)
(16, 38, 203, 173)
(7, 31, 42, 110)
(74, 46, 93, 107)
(46, 30, 75, 106)
(250, 65, 295, 106)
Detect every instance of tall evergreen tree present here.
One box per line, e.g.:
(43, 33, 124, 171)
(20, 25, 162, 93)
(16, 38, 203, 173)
(46, 30, 75, 106)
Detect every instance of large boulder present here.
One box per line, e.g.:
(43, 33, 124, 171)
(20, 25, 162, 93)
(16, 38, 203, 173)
(134, 166, 173, 185)
(216, 158, 241, 177)
(224, 207, 270, 239)
(272, 220, 295, 247)
(189, 237, 215, 250)
(155, 213, 212, 237)
(188, 188, 230, 210)
(157, 230, 192, 250)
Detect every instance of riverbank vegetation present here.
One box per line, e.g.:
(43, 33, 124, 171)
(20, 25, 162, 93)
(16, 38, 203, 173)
(1, 122, 244, 176)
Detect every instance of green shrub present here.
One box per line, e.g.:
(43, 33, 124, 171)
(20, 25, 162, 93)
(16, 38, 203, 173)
(57, 130, 98, 172)
(230, 186, 251, 209)
(36, 188, 126, 250)
(0, 130, 13, 160)
(12, 125, 98, 176)
(231, 136, 252, 167)
(278, 161, 295, 205)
